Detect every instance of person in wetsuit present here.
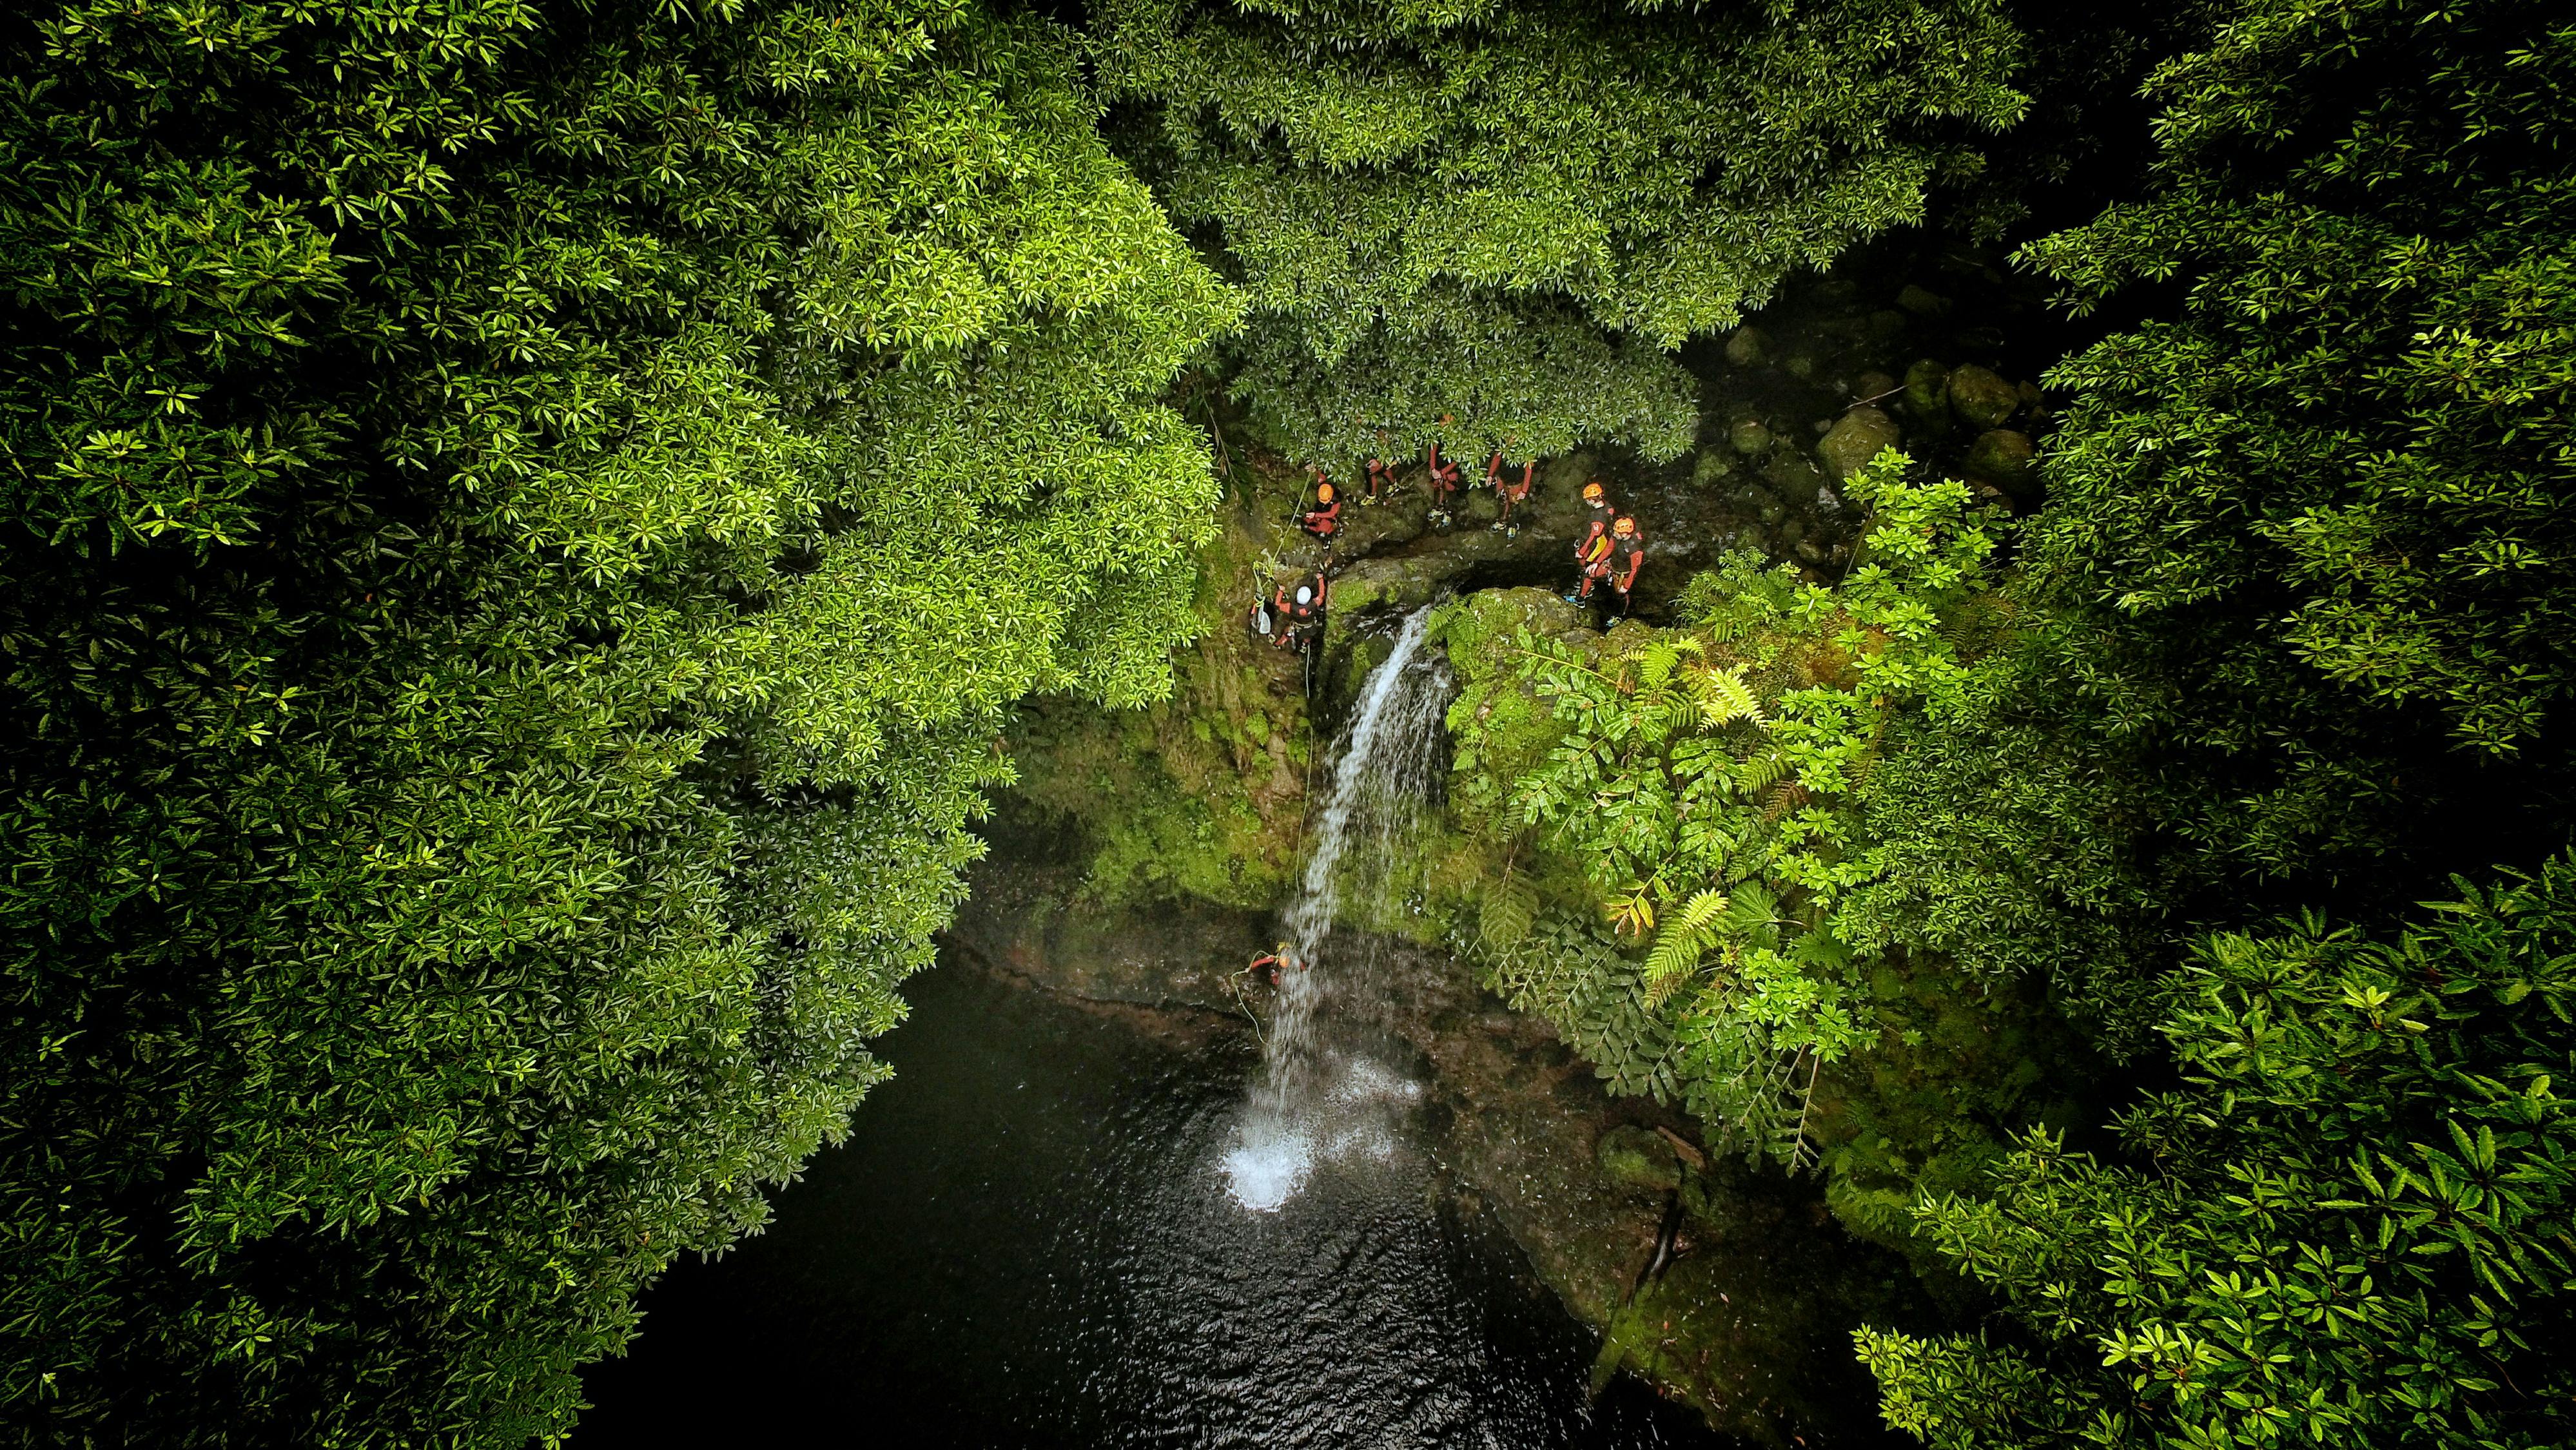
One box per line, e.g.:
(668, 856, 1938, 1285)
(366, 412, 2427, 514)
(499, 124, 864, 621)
(1298, 474, 1342, 542)
(1490, 455, 1536, 534)
(1271, 570, 1329, 652)
(1424, 442, 1462, 525)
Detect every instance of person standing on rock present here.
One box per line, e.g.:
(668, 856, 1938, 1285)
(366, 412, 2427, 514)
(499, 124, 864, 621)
(1490, 456, 1536, 536)
(1572, 517, 1616, 602)
(1604, 516, 1646, 607)
(1362, 454, 1398, 507)
(1424, 441, 1462, 527)
(1568, 479, 1615, 568)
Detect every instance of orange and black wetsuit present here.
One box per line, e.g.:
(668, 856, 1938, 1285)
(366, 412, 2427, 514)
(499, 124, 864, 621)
(1271, 572, 1328, 650)
(1300, 485, 1341, 539)
(1497, 460, 1536, 521)
(1484, 450, 1508, 491)
(1574, 507, 1614, 566)
(1610, 528, 1647, 595)
(1576, 528, 1617, 598)
(1363, 456, 1397, 503)
(1247, 949, 1306, 985)
(1425, 444, 1461, 506)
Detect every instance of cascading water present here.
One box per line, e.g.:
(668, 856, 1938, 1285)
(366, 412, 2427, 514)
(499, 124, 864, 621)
(1223, 606, 1452, 1211)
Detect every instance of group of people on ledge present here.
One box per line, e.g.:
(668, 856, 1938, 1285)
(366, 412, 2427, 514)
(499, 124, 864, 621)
(1258, 436, 1652, 661)
(1292, 440, 1542, 548)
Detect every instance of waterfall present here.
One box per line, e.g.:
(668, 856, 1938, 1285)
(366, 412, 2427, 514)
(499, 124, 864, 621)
(1223, 607, 1451, 1212)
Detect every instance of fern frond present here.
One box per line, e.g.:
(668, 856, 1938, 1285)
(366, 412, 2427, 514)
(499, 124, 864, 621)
(1690, 663, 1764, 727)
(1735, 749, 1790, 800)
(1481, 868, 1538, 949)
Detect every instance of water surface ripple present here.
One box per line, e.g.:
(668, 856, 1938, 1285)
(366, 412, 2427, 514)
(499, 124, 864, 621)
(577, 967, 1732, 1449)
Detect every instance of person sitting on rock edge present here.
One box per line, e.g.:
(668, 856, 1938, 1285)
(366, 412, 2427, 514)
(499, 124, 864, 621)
(1298, 476, 1341, 541)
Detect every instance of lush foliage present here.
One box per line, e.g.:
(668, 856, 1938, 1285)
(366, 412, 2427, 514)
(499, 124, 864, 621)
(1861, 858, 2576, 1449)
(1437, 453, 2114, 1208)
(1098, 0, 2029, 467)
(2011, 0, 2576, 888)
(0, 1, 1233, 1444)
(1840, 5, 2576, 1441)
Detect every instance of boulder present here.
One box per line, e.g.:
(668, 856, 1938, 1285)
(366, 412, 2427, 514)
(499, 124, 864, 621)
(1723, 327, 1769, 367)
(1817, 406, 1900, 481)
(1853, 369, 1900, 404)
(1902, 358, 1949, 420)
(1729, 418, 1774, 456)
(1946, 363, 2020, 430)
(1783, 353, 1817, 380)
(1690, 450, 1733, 488)
(1762, 449, 1825, 501)
(1964, 428, 2038, 499)
(1897, 284, 1951, 316)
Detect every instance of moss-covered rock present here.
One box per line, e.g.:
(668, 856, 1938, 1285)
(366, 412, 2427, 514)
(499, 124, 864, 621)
(1901, 358, 1949, 420)
(1595, 1125, 1684, 1192)
(1817, 405, 1900, 481)
(1945, 362, 2019, 430)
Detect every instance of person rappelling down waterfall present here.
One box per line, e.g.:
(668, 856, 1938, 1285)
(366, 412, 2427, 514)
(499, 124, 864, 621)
(1245, 943, 1309, 987)
(1268, 569, 1328, 650)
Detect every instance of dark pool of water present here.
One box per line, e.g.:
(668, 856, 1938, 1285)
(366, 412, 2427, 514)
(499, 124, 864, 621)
(575, 962, 1741, 1449)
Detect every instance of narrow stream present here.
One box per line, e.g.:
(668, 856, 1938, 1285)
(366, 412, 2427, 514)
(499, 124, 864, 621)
(574, 966, 1732, 1448)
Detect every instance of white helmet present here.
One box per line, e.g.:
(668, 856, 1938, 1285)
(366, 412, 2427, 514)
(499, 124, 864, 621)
(1294, 586, 1313, 605)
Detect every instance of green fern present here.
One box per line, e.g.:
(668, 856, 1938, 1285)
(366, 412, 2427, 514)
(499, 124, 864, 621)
(1690, 662, 1764, 727)
(1643, 889, 1730, 1003)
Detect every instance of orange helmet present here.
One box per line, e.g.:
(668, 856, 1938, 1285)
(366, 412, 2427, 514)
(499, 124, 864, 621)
(1316, 481, 1336, 503)
(1581, 480, 1606, 503)
(1612, 516, 1637, 537)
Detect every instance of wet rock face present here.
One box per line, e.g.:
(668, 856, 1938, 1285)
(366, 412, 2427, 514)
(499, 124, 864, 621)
(1596, 1124, 1685, 1193)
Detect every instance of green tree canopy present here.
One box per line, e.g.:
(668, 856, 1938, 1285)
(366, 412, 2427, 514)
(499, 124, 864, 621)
(0, 1, 1233, 1444)
(1098, 0, 2029, 466)
(2013, 0, 2576, 887)
(1861, 856, 2576, 1449)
